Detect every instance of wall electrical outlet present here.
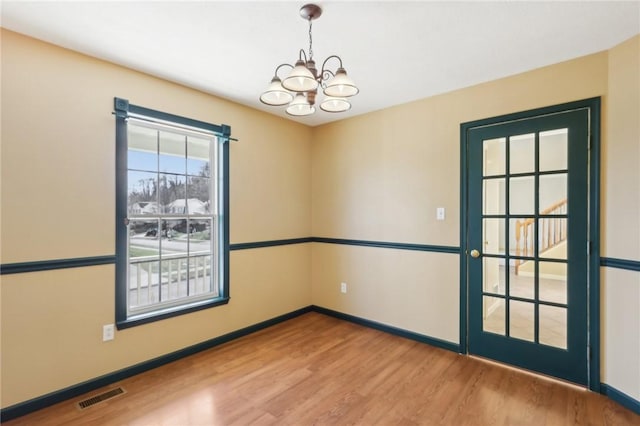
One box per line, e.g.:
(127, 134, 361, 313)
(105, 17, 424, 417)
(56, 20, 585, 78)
(340, 282, 347, 293)
(102, 324, 115, 342)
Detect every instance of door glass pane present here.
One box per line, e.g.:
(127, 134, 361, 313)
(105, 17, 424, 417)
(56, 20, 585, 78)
(483, 218, 504, 255)
(483, 178, 504, 214)
(483, 257, 504, 294)
(511, 263, 534, 300)
(538, 218, 567, 260)
(483, 296, 505, 335)
(483, 137, 506, 176)
(539, 262, 567, 304)
(509, 300, 535, 342)
(511, 218, 535, 259)
(540, 174, 567, 214)
(510, 176, 534, 214)
(540, 129, 568, 172)
(159, 131, 186, 174)
(509, 133, 535, 174)
(539, 305, 567, 349)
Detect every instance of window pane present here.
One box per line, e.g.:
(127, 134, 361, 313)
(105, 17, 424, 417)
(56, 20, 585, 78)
(509, 133, 535, 174)
(483, 178, 504, 214)
(159, 174, 186, 213)
(129, 260, 160, 308)
(187, 176, 210, 211)
(129, 219, 159, 258)
(483, 296, 505, 335)
(163, 258, 187, 301)
(189, 256, 214, 296)
(510, 300, 534, 342)
(189, 219, 213, 256)
(187, 136, 211, 177)
(483, 137, 506, 176)
(161, 219, 188, 257)
(540, 174, 567, 214)
(128, 171, 157, 215)
(159, 131, 186, 175)
(128, 125, 158, 172)
(509, 176, 534, 215)
(540, 129, 568, 172)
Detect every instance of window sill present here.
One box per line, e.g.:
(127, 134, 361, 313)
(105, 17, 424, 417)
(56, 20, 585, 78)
(116, 297, 230, 330)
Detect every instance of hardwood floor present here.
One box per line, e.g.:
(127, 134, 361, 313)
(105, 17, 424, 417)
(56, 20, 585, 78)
(5, 312, 639, 425)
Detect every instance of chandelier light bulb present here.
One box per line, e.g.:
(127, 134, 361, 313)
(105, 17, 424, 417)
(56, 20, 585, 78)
(260, 76, 294, 106)
(320, 96, 351, 113)
(282, 60, 318, 92)
(323, 67, 359, 98)
(286, 93, 316, 116)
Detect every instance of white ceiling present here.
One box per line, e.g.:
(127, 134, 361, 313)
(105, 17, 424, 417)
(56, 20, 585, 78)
(2, 1, 639, 127)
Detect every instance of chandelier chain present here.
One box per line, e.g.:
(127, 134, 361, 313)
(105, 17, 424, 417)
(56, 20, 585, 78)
(308, 19, 313, 60)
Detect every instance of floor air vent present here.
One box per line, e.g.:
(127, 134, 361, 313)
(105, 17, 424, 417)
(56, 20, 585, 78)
(77, 387, 126, 409)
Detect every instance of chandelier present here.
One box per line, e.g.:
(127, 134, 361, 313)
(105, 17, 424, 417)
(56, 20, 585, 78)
(260, 3, 359, 116)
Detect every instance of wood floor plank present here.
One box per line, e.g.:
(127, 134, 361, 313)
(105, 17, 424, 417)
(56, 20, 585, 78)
(4, 312, 639, 425)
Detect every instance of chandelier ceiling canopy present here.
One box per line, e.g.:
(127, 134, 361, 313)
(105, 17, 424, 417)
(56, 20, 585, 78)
(260, 3, 359, 117)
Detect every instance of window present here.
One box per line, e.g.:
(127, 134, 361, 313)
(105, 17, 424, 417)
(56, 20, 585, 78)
(114, 98, 230, 328)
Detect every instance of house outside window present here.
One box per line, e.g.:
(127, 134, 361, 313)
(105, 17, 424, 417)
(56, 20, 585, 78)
(114, 98, 230, 328)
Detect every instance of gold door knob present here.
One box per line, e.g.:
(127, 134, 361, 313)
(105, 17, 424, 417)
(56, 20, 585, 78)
(470, 249, 480, 258)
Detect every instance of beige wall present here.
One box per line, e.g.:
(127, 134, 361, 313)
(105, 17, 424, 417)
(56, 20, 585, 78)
(0, 30, 312, 408)
(312, 244, 459, 341)
(602, 35, 640, 401)
(311, 51, 607, 344)
(312, 34, 640, 401)
(603, 35, 640, 261)
(2, 27, 639, 411)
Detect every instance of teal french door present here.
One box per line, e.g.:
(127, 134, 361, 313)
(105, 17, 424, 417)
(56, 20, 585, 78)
(464, 105, 595, 386)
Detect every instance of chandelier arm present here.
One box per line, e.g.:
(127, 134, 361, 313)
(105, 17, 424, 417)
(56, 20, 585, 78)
(320, 69, 335, 85)
(319, 55, 344, 79)
(274, 63, 294, 78)
(298, 49, 308, 63)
